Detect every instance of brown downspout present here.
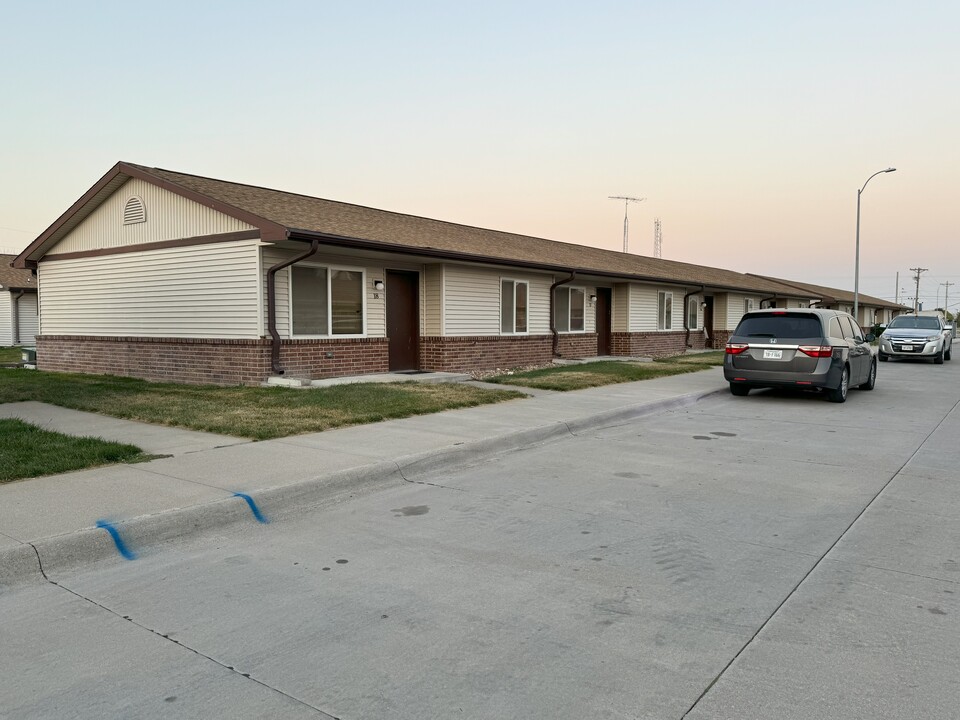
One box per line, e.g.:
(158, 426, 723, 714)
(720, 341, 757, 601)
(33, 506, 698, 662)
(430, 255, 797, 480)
(11, 291, 24, 345)
(549, 271, 577, 357)
(267, 239, 319, 375)
(683, 286, 705, 349)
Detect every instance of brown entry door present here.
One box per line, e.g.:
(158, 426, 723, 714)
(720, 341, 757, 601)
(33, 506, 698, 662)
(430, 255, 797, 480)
(596, 288, 612, 355)
(386, 270, 420, 371)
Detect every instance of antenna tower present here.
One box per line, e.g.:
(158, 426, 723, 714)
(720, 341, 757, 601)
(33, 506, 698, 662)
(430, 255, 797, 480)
(608, 196, 646, 253)
(653, 218, 662, 258)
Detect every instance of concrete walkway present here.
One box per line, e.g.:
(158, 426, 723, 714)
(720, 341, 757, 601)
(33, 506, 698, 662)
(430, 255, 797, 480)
(0, 367, 726, 583)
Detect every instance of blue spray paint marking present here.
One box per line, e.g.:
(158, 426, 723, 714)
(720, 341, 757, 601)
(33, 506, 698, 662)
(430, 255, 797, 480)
(234, 493, 269, 524)
(95, 520, 137, 560)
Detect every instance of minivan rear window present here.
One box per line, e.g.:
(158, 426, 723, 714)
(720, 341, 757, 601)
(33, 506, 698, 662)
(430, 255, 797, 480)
(734, 314, 822, 339)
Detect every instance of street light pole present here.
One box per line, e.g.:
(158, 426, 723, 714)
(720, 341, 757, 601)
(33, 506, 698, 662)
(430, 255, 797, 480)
(854, 167, 896, 321)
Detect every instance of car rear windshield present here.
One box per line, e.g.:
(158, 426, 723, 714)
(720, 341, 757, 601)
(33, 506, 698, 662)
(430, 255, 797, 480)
(734, 314, 823, 339)
(887, 315, 941, 330)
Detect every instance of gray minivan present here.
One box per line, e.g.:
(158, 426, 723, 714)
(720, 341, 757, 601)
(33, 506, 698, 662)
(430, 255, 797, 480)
(723, 308, 877, 403)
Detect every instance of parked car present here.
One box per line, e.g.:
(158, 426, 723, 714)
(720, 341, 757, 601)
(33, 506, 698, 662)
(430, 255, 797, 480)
(724, 308, 876, 403)
(878, 313, 953, 364)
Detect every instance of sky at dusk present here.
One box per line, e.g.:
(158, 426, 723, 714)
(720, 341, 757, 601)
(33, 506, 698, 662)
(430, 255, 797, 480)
(2, 1, 958, 309)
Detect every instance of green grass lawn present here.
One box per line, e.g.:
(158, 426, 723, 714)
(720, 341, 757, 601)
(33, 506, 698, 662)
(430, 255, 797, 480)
(486, 351, 725, 391)
(0, 369, 524, 440)
(0, 346, 22, 364)
(0, 418, 149, 483)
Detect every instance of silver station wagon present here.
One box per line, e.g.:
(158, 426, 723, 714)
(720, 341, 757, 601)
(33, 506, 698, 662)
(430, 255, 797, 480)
(723, 308, 877, 403)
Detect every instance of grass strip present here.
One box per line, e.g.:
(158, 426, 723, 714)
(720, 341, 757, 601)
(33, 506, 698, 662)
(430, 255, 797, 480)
(0, 370, 523, 440)
(0, 418, 148, 483)
(487, 352, 724, 391)
(0, 346, 23, 364)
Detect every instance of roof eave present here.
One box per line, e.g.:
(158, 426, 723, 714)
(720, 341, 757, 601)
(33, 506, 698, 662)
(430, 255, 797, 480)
(286, 229, 806, 296)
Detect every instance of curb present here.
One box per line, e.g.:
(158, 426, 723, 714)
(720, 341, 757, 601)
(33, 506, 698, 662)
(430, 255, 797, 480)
(1, 386, 725, 586)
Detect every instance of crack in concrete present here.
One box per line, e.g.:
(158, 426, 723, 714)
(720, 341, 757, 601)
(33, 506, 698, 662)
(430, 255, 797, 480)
(25, 542, 339, 719)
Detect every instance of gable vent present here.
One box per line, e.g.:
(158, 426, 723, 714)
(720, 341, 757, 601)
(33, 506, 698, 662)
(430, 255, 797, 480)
(122, 196, 146, 225)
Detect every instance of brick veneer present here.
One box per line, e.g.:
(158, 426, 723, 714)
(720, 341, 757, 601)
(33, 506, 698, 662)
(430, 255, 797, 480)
(610, 330, 709, 357)
(419, 335, 555, 372)
(37, 330, 713, 385)
(36, 336, 388, 386)
(710, 330, 732, 349)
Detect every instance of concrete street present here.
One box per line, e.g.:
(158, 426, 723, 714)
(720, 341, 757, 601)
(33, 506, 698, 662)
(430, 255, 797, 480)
(2, 361, 958, 718)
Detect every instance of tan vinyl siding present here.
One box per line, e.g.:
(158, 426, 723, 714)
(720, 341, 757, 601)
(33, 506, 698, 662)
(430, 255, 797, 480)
(0, 293, 11, 345)
(444, 266, 500, 335)
(612, 283, 629, 332)
(443, 265, 552, 336)
(423, 265, 443, 335)
(17, 293, 38, 344)
(39, 240, 262, 338)
(727, 294, 762, 328)
(629, 284, 661, 331)
(52, 178, 255, 254)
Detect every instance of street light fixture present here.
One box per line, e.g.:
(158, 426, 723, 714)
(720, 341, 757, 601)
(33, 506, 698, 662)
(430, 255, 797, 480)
(854, 167, 896, 320)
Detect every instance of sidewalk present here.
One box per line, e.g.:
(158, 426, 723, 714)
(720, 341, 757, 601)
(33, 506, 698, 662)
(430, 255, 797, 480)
(0, 368, 726, 583)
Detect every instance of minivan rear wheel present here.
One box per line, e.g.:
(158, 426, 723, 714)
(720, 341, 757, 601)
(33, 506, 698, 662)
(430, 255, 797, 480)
(859, 359, 877, 390)
(827, 367, 849, 403)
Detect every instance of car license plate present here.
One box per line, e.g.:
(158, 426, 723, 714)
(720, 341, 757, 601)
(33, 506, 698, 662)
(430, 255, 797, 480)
(763, 349, 783, 359)
(899, 345, 913, 352)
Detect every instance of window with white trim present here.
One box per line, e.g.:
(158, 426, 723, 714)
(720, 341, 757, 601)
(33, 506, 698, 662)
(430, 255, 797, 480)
(554, 287, 585, 332)
(687, 297, 698, 330)
(501, 279, 528, 334)
(658, 291, 673, 330)
(743, 298, 755, 314)
(291, 264, 365, 336)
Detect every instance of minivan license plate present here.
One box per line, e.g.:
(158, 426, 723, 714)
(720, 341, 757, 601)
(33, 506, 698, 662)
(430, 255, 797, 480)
(763, 349, 783, 359)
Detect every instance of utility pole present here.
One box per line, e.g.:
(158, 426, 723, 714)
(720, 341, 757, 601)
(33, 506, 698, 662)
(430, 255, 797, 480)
(942, 281, 954, 317)
(910, 267, 928, 314)
(653, 218, 662, 258)
(895, 272, 899, 305)
(608, 196, 645, 253)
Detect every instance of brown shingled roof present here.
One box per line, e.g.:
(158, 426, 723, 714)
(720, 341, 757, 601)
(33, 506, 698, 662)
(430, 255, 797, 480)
(0, 255, 36, 290)
(127, 164, 805, 296)
(15, 162, 893, 306)
(749, 274, 907, 310)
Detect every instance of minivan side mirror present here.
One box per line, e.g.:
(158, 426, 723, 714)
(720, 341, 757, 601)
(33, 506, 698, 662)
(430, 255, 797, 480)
(864, 333, 876, 342)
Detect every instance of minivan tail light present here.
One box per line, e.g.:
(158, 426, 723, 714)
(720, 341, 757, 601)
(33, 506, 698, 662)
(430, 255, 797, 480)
(798, 345, 833, 358)
(726, 343, 749, 354)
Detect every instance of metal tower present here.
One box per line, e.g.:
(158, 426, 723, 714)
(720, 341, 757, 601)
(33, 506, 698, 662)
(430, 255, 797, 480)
(608, 196, 646, 253)
(653, 218, 662, 258)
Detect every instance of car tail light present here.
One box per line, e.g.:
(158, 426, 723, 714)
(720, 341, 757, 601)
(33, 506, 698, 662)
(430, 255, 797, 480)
(798, 345, 833, 358)
(726, 343, 749, 354)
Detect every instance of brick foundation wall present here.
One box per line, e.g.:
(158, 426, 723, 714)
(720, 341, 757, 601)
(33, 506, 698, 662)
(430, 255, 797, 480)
(710, 330, 732, 349)
(420, 335, 555, 372)
(36, 336, 388, 386)
(556, 333, 600, 358)
(610, 330, 708, 357)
